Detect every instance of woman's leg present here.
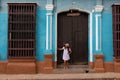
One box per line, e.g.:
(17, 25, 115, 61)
(64, 60, 67, 69)
(66, 60, 69, 69)
(64, 60, 69, 69)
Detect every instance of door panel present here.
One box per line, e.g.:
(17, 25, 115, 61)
(57, 10, 88, 64)
(72, 13, 88, 63)
(57, 12, 73, 64)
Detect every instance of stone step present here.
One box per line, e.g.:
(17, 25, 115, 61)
(53, 69, 95, 74)
(57, 64, 88, 68)
(54, 64, 95, 74)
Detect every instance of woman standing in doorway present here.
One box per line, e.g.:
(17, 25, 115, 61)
(58, 43, 72, 69)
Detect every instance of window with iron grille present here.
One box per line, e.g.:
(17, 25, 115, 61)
(112, 5, 120, 60)
(8, 3, 36, 59)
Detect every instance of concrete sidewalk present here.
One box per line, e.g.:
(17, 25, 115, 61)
(0, 73, 120, 80)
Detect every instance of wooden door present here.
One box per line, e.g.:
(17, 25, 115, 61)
(72, 13, 88, 63)
(57, 12, 73, 64)
(57, 10, 88, 64)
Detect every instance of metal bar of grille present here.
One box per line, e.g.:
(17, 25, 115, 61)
(8, 3, 36, 59)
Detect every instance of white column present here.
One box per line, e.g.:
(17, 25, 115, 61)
(95, 5, 103, 52)
(50, 13, 53, 50)
(95, 14, 102, 51)
(46, 4, 54, 51)
(46, 14, 49, 50)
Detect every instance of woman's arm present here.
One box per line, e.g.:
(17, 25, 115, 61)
(57, 48, 63, 50)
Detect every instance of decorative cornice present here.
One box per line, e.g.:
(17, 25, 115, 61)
(46, 4, 54, 10)
(112, 3, 120, 5)
(95, 5, 103, 12)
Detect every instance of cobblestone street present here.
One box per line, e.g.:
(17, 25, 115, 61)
(0, 73, 120, 80)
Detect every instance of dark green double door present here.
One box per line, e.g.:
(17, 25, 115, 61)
(57, 10, 88, 64)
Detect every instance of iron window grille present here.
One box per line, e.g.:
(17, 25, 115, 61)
(112, 5, 120, 61)
(8, 3, 36, 59)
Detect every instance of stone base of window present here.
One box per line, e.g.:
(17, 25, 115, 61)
(0, 61, 7, 74)
(114, 62, 120, 72)
(7, 61, 36, 74)
(104, 62, 114, 72)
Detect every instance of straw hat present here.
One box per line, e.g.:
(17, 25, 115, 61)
(65, 43, 69, 47)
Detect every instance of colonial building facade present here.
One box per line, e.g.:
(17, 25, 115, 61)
(0, 0, 120, 74)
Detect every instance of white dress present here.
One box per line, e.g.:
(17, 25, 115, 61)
(62, 47, 70, 60)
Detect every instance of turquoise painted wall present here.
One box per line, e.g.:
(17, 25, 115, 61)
(102, 13, 113, 62)
(0, 0, 120, 62)
(0, 12, 8, 61)
(55, 0, 96, 11)
(36, 9, 46, 61)
(101, 0, 120, 62)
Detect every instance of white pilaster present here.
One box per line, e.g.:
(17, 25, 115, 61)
(46, 14, 49, 50)
(50, 14, 52, 50)
(95, 14, 102, 51)
(46, 4, 54, 50)
(94, 4, 103, 52)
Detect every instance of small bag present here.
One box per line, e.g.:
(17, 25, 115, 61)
(68, 48, 72, 54)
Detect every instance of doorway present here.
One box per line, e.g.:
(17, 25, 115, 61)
(57, 10, 88, 65)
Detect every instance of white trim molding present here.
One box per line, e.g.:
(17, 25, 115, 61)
(56, 9, 93, 62)
(90, 13, 93, 62)
(55, 13, 57, 61)
(112, 3, 120, 5)
(95, 5, 103, 12)
(57, 8, 91, 14)
(95, 14, 102, 51)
